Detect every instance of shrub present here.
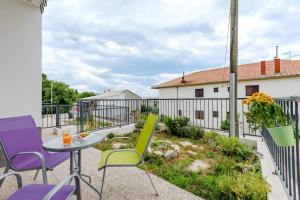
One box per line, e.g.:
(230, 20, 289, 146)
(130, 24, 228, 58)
(181, 126, 205, 139)
(220, 118, 230, 130)
(164, 116, 204, 139)
(216, 136, 254, 160)
(216, 173, 270, 200)
(106, 132, 115, 139)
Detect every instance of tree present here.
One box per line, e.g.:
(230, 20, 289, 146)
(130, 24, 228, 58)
(76, 91, 96, 99)
(42, 73, 95, 105)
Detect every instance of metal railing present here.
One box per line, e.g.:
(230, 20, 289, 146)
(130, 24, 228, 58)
(262, 97, 300, 200)
(41, 98, 261, 137)
(44, 98, 259, 136)
(42, 104, 76, 128)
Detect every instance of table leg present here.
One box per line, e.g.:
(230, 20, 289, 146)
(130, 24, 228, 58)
(70, 151, 74, 174)
(76, 150, 100, 196)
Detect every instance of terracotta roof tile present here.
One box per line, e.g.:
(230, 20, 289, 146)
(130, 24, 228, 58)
(152, 59, 300, 89)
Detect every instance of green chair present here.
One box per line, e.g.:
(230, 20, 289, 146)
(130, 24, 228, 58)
(98, 113, 159, 199)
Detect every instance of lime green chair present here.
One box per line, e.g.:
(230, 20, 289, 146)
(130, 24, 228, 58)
(98, 113, 159, 199)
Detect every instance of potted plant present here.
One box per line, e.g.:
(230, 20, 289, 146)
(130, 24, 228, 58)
(243, 93, 295, 146)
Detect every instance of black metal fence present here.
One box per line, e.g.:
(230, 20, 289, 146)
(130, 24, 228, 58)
(262, 97, 300, 200)
(42, 104, 75, 128)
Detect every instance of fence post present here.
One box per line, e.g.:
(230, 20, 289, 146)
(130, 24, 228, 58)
(79, 101, 84, 132)
(146, 99, 149, 115)
(294, 99, 300, 198)
(56, 104, 60, 128)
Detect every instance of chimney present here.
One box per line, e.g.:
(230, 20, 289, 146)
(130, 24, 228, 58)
(181, 72, 186, 84)
(274, 58, 281, 73)
(260, 61, 266, 75)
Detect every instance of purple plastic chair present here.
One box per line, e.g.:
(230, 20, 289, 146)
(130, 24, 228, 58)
(0, 172, 81, 200)
(0, 115, 69, 186)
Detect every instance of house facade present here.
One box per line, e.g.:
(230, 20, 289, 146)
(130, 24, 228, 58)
(154, 59, 300, 99)
(0, 0, 46, 126)
(152, 59, 300, 133)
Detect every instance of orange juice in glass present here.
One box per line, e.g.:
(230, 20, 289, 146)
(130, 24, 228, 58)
(63, 130, 72, 146)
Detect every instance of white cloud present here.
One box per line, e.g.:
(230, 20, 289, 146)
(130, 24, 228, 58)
(43, 0, 300, 97)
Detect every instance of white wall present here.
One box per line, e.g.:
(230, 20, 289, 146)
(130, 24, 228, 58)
(158, 77, 300, 99)
(0, 0, 42, 126)
(157, 77, 300, 135)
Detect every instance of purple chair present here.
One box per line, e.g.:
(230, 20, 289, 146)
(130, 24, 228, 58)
(0, 115, 69, 186)
(0, 172, 81, 200)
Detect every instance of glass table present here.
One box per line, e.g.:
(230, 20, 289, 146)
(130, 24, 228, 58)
(43, 133, 105, 196)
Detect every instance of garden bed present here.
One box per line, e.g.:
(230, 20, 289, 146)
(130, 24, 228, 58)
(96, 128, 270, 200)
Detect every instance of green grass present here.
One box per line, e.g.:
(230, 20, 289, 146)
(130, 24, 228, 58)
(96, 130, 270, 200)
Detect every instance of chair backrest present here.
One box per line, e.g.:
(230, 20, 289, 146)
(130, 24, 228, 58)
(135, 113, 159, 158)
(0, 116, 43, 160)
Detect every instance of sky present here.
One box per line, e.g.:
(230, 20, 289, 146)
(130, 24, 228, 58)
(42, 0, 300, 97)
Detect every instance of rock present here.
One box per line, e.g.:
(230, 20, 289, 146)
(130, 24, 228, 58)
(188, 160, 210, 172)
(191, 144, 199, 149)
(199, 146, 204, 150)
(112, 143, 127, 149)
(164, 150, 178, 160)
(158, 142, 171, 150)
(154, 151, 163, 156)
(187, 150, 197, 156)
(147, 146, 153, 154)
(171, 144, 181, 153)
(179, 141, 193, 147)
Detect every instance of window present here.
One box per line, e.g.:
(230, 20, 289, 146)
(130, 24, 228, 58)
(178, 110, 182, 116)
(227, 87, 230, 92)
(195, 89, 204, 97)
(213, 111, 218, 118)
(245, 85, 259, 96)
(214, 87, 219, 93)
(195, 110, 204, 120)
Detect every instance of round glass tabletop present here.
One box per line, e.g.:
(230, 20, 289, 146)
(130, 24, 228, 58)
(43, 133, 106, 152)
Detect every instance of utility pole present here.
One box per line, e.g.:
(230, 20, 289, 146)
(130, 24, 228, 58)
(229, 0, 239, 137)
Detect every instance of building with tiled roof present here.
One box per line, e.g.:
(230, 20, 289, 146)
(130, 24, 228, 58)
(152, 58, 300, 99)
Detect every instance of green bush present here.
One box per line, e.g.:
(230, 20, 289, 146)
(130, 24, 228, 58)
(216, 173, 270, 200)
(106, 132, 115, 139)
(181, 126, 205, 139)
(220, 119, 230, 130)
(164, 116, 203, 139)
(216, 136, 254, 160)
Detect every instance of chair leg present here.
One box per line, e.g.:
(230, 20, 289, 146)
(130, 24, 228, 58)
(141, 160, 158, 196)
(100, 167, 107, 200)
(0, 166, 10, 188)
(33, 169, 40, 180)
(41, 167, 48, 184)
(74, 176, 81, 200)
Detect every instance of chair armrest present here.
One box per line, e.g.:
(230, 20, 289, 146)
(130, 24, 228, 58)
(105, 149, 142, 166)
(0, 173, 22, 189)
(42, 174, 80, 200)
(109, 137, 132, 141)
(11, 151, 46, 171)
(11, 151, 48, 184)
(11, 151, 46, 167)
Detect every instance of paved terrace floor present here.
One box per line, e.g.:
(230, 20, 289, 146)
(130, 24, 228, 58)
(0, 129, 202, 200)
